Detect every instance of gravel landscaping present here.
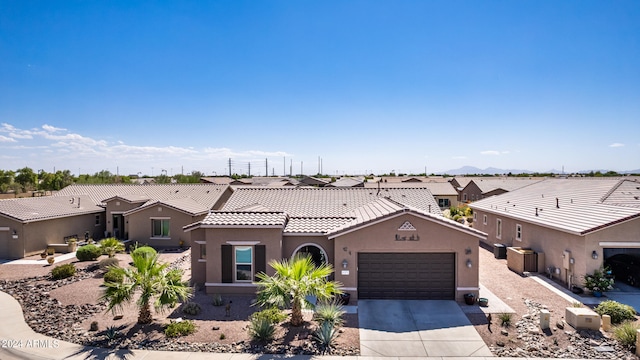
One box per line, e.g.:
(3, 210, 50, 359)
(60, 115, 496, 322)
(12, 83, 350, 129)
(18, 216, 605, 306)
(1, 245, 639, 358)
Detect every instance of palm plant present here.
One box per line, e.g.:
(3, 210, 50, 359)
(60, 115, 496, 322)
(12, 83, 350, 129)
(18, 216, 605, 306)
(100, 237, 125, 258)
(100, 247, 192, 324)
(255, 254, 341, 327)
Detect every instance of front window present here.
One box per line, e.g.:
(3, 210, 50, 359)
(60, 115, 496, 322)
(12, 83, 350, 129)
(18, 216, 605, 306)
(235, 246, 253, 282)
(199, 243, 207, 259)
(516, 224, 522, 241)
(95, 214, 101, 226)
(438, 198, 450, 208)
(496, 219, 502, 239)
(483, 215, 487, 225)
(152, 218, 170, 238)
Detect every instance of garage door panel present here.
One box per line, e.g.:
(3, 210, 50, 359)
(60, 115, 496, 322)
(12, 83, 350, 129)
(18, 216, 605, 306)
(358, 252, 455, 300)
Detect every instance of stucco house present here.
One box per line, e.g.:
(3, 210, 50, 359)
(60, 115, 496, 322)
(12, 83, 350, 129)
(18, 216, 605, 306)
(458, 178, 543, 203)
(470, 179, 640, 288)
(365, 181, 459, 209)
(185, 187, 487, 302)
(55, 184, 232, 249)
(0, 195, 105, 259)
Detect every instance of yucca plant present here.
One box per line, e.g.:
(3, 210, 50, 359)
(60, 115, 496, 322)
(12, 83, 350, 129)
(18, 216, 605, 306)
(313, 300, 345, 327)
(498, 313, 512, 327)
(313, 321, 339, 354)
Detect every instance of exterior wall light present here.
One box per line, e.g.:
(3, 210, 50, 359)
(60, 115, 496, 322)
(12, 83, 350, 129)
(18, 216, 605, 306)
(466, 259, 472, 268)
(592, 250, 598, 260)
(342, 259, 348, 269)
(12, 229, 18, 239)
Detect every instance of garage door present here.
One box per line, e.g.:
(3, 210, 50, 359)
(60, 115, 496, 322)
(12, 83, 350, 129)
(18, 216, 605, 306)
(358, 253, 455, 300)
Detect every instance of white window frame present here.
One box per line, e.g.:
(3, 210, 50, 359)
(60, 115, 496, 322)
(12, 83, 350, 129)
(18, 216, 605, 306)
(234, 246, 253, 282)
(516, 224, 522, 241)
(473, 212, 477, 222)
(151, 217, 171, 239)
(463, 193, 468, 202)
(496, 219, 502, 239)
(95, 214, 101, 226)
(483, 215, 487, 225)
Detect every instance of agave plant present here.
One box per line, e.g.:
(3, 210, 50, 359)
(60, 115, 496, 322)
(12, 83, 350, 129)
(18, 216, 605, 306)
(313, 300, 345, 327)
(313, 321, 340, 354)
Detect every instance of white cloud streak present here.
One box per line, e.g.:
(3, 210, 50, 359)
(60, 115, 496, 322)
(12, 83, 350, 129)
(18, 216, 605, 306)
(609, 143, 625, 148)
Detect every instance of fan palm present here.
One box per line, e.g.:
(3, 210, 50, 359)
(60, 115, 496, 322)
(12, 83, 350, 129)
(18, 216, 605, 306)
(255, 254, 341, 327)
(101, 247, 192, 324)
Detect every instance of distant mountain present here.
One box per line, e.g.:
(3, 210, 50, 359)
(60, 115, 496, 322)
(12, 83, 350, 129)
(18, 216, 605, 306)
(440, 166, 533, 176)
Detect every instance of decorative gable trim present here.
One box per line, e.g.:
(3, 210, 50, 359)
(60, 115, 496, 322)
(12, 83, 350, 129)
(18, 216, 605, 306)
(398, 221, 416, 231)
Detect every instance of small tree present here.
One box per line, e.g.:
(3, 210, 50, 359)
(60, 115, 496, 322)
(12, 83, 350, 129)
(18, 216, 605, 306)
(100, 237, 125, 258)
(255, 254, 341, 327)
(101, 247, 192, 324)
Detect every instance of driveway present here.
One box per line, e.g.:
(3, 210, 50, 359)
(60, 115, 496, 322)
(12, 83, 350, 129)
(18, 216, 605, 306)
(358, 300, 493, 357)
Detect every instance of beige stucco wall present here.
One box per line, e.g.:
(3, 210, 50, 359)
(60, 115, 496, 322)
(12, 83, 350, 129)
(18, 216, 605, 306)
(332, 213, 481, 302)
(197, 227, 283, 295)
(0, 217, 24, 259)
(104, 199, 143, 239)
(125, 205, 200, 248)
(4, 213, 104, 259)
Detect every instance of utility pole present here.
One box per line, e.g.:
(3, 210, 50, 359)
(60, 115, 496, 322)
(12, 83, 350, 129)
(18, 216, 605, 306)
(229, 158, 232, 177)
(265, 158, 268, 177)
(300, 161, 303, 176)
(248, 162, 251, 177)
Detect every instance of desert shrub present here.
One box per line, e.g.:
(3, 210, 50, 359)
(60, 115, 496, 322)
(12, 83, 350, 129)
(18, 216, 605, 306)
(572, 301, 584, 308)
(251, 307, 287, 325)
(98, 257, 120, 270)
(313, 301, 345, 327)
(248, 316, 275, 342)
(498, 313, 512, 327)
(76, 244, 102, 261)
(165, 320, 196, 338)
(219, 333, 226, 340)
(313, 321, 339, 354)
(613, 321, 640, 349)
(51, 263, 76, 280)
(99, 237, 125, 257)
(131, 245, 157, 259)
(212, 294, 224, 306)
(594, 300, 637, 324)
(89, 321, 99, 332)
(103, 267, 124, 283)
(181, 302, 202, 315)
(105, 325, 120, 340)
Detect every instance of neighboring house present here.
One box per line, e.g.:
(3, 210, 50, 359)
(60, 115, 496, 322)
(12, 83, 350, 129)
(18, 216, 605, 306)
(325, 177, 365, 187)
(364, 182, 460, 209)
(56, 184, 232, 249)
(470, 179, 640, 288)
(185, 187, 487, 302)
(0, 195, 105, 259)
(300, 176, 330, 187)
(130, 177, 157, 185)
(459, 178, 543, 203)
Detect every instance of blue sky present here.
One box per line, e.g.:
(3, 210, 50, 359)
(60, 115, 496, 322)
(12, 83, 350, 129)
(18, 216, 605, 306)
(1, 1, 639, 176)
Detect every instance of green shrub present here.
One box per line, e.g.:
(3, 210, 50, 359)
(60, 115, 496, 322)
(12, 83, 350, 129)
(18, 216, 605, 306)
(99, 237, 125, 258)
(219, 333, 226, 340)
(89, 321, 99, 332)
(51, 263, 76, 280)
(165, 320, 196, 337)
(212, 294, 224, 306)
(98, 257, 120, 270)
(313, 321, 339, 354)
(103, 267, 124, 283)
(76, 244, 102, 261)
(132, 245, 157, 260)
(498, 313, 512, 327)
(613, 321, 640, 349)
(251, 307, 287, 325)
(181, 302, 201, 315)
(313, 301, 345, 327)
(594, 300, 637, 324)
(248, 316, 275, 342)
(572, 301, 584, 308)
(105, 325, 120, 340)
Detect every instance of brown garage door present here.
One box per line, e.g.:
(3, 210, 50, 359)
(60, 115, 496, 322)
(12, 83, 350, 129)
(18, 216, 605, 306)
(358, 253, 455, 300)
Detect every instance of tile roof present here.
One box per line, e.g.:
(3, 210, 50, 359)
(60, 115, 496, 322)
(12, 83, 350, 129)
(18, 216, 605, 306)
(221, 187, 442, 217)
(470, 179, 640, 235)
(0, 195, 103, 222)
(283, 217, 354, 234)
(197, 211, 288, 227)
(55, 184, 229, 209)
(364, 181, 458, 195)
(125, 198, 211, 216)
(470, 179, 543, 193)
(325, 177, 364, 187)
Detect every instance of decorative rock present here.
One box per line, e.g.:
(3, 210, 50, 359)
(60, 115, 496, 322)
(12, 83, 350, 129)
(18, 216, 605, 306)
(501, 329, 508, 336)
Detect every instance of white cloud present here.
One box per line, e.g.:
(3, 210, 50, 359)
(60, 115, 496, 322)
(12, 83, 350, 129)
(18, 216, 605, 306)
(42, 124, 66, 132)
(481, 150, 501, 156)
(609, 143, 625, 148)
(0, 135, 17, 143)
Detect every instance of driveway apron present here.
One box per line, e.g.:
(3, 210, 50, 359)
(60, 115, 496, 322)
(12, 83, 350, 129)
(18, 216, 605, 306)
(359, 300, 493, 357)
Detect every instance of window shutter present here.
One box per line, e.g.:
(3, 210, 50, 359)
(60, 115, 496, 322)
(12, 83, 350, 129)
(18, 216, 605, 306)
(255, 245, 266, 276)
(221, 245, 232, 283)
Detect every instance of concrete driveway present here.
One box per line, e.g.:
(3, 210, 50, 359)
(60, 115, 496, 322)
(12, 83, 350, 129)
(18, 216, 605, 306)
(359, 300, 493, 357)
